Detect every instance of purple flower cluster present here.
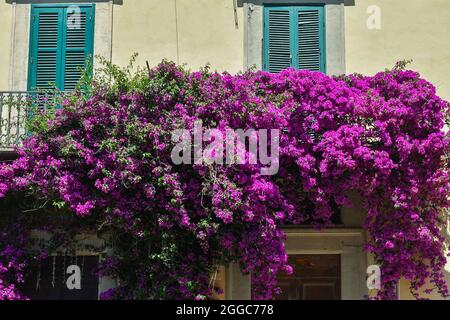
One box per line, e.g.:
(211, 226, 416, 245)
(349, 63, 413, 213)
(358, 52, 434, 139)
(0, 62, 448, 300)
(0, 223, 30, 300)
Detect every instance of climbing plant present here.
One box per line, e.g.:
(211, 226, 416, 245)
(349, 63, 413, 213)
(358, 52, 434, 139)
(0, 58, 449, 300)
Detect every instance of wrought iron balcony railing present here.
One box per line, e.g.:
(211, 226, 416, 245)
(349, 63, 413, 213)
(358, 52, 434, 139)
(0, 91, 59, 150)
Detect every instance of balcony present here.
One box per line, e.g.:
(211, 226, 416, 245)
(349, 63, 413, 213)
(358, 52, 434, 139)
(0, 91, 58, 152)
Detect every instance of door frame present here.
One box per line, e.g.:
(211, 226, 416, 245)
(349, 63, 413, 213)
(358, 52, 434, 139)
(283, 228, 368, 300)
(226, 228, 368, 300)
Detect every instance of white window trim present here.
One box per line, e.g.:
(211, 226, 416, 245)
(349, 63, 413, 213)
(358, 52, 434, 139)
(8, 1, 114, 91)
(242, 0, 346, 76)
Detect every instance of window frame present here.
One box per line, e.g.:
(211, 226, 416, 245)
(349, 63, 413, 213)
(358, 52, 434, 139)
(262, 4, 327, 73)
(27, 3, 95, 91)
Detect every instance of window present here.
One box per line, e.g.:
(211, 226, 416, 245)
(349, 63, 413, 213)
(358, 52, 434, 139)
(263, 6, 326, 73)
(28, 4, 95, 91)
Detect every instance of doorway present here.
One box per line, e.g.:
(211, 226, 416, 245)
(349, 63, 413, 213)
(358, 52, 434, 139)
(275, 254, 341, 300)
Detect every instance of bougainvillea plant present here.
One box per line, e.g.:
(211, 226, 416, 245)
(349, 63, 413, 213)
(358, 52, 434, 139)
(0, 58, 449, 300)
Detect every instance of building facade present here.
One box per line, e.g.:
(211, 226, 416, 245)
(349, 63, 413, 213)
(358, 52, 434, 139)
(0, 0, 449, 300)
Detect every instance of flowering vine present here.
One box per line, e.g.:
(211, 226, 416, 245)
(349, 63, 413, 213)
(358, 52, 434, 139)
(0, 59, 448, 300)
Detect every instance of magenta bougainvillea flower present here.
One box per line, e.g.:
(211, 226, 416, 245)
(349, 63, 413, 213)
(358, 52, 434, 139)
(0, 61, 449, 300)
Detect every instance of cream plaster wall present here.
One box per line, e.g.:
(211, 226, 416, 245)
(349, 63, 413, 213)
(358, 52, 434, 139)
(0, 2, 12, 90)
(400, 274, 450, 300)
(3, 0, 450, 98)
(111, 0, 450, 102)
(112, 0, 244, 73)
(345, 0, 450, 101)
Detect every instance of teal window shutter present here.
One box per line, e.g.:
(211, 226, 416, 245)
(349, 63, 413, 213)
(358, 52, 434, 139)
(28, 7, 64, 91)
(28, 4, 95, 91)
(62, 6, 95, 91)
(297, 6, 326, 72)
(263, 6, 326, 73)
(263, 6, 293, 73)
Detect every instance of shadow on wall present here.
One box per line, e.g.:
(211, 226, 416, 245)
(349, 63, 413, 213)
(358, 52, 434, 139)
(5, 0, 123, 4)
(5, 0, 355, 7)
(236, 0, 355, 7)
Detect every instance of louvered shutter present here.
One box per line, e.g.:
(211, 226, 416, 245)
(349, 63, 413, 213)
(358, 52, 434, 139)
(28, 5, 94, 92)
(264, 7, 293, 73)
(62, 6, 94, 91)
(263, 6, 326, 74)
(28, 8, 64, 90)
(297, 7, 325, 72)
